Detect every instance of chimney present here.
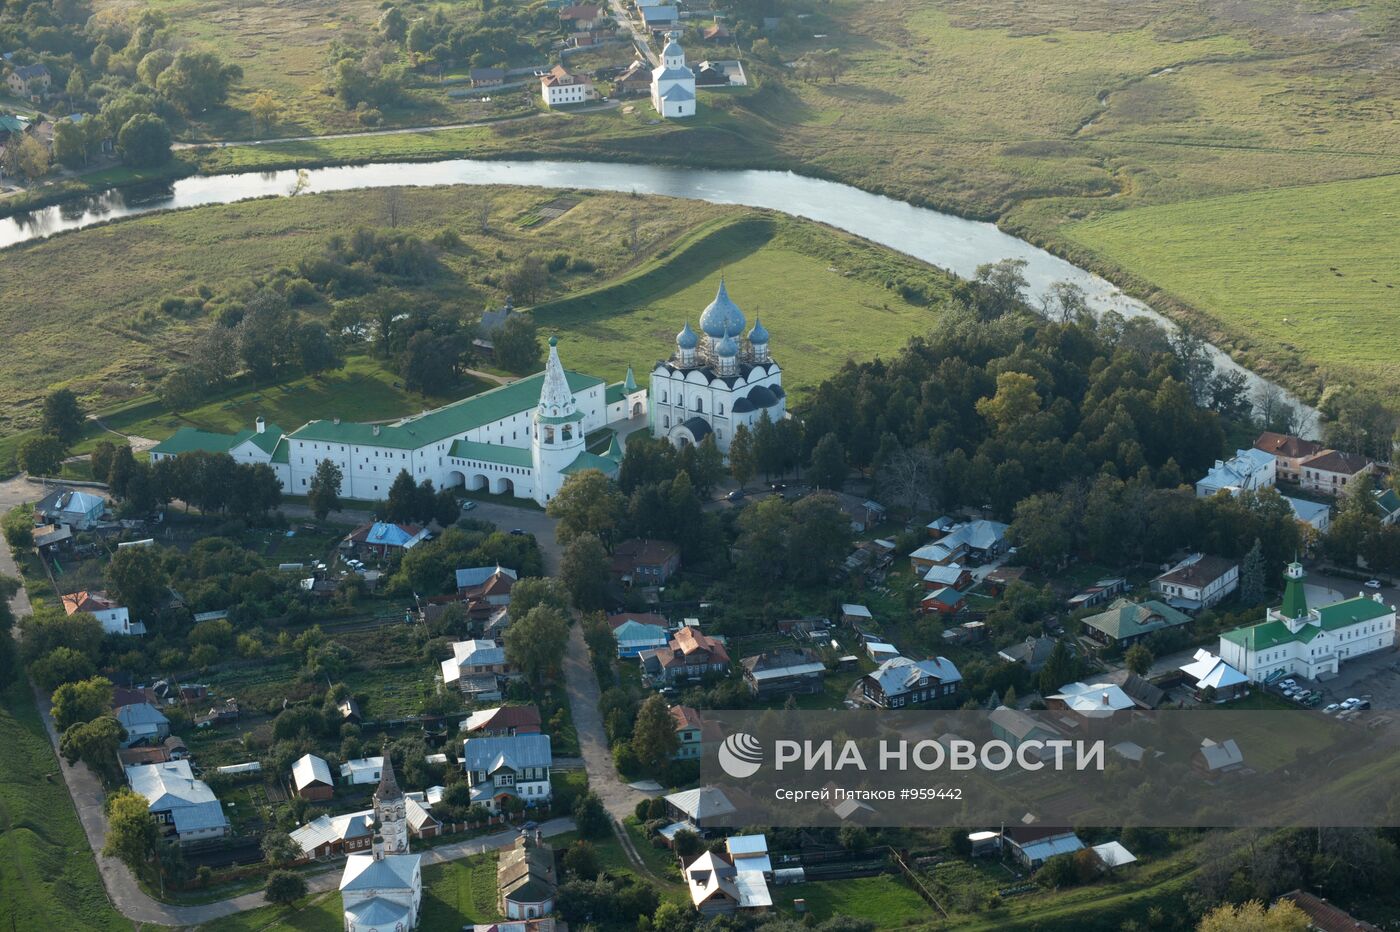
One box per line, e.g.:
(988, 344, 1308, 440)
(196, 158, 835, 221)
(373, 425, 381, 436)
(255, 416, 266, 434)
(1102, 692, 1110, 706)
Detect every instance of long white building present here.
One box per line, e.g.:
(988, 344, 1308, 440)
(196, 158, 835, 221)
(150, 340, 646, 507)
(1218, 562, 1396, 682)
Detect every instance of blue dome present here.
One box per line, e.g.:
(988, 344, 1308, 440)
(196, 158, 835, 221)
(699, 279, 746, 338)
(676, 321, 699, 350)
(716, 334, 739, 357)
(746, 385, 778, 408)
(748, 317, 769, 344)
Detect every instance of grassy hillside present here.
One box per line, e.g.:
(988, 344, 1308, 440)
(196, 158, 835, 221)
(1061, 173, 1400, 396)
(0, 679, 127, 931)
(0, 186, 732, 437)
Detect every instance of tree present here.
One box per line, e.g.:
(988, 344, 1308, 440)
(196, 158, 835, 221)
(1124, 643, 1153, 676)
(379, 5, 408, 41)
(264, 870, 308, 906)
(503, 604, 569, 684)
(385, 469, 419, 523)
(560, 534, 610, 611)
(1038, 639, 1075, 695)
(630, 694, 679, 774)
(156, 49, 243, 114)
(399, 329, 460, 395)
(296, 322, 342, 376)
(250, 91, 279, 130)
(52, 119, 89, 168)
(308, 459, 343, 521)
(237, 289, 298, 382)
(104, 789, 158, 870)
(808, 433, 847, 490)
(509, 577, 570, 618)
(564, 840, 601, 879)
(689, 434, 725, 497)
(503, 256, 548, 304)
(976, 371, 1041, 433)
(66, 68, 86, 99)
(1240, 538, 1266, 605)
(52, 676, 114, 731)
(493, 314, 543, 373)
(975, 258, 1029, 316)
(60, 714, 125, 784)
(106, 544, 168, 618)
(17, 434, 66, 476)
(42, 388, 86, 442)
(548, 471, 624, 548)
(136, 48, 176, 86)
(1197, 899, 1308, 932)
(572, 791, 611, 840)
(1040, 281, 1089, 324)
(728, 423, 755, 488)
(116, 113, 172, 167)
(2, 135, 50, 181)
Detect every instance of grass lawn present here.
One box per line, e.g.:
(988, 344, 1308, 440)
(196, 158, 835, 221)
(1062, 173, 1400, 395)
(0, 679, 128, 931)
(0, 186, 731, 440)
(776, 874, 931, 927)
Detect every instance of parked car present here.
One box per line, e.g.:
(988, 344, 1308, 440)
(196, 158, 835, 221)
(726, 489, 746, 502)
(1292, 691, 1312, 704)
(1281, 678, 1297, 689)
(1340, 698, 1360, 710)
(461, 501, 477, 512)
(1323, 703, 1341, 714)
(1355, 699, 1371, 710)
(510, 528, 526, 536)
(1365, 579, 1382, 589)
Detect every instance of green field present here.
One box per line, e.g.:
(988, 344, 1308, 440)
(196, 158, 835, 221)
(0, 679, 127, 932)
(1062, 173, 1400, 395)
(0, 186, 731, 437)
(777, 875, 932, 926)
(156, 0, 1400, 404)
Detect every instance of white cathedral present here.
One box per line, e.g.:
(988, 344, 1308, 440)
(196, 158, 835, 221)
(649, 278, 785, 453)
(339, 753, 423, 932)
(651, 31, 696, 119)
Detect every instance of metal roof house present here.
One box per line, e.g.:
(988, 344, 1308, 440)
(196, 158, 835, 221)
(125, 760, 229, 843)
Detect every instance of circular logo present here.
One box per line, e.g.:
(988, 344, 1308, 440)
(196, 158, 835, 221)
(718, 732, 764, 779)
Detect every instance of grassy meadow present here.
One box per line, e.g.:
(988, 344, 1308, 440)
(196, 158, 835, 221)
(1062, 173, 1400, 396)
(0, 679, 127, 932)
(0, 187, 952, 464)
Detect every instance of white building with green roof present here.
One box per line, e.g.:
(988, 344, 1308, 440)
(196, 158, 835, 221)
(148, 341, 645, 507)
(1218, 562, 1396, 682)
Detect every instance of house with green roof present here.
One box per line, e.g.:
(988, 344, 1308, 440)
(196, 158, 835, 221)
(145, 339, 642, 508)
(1080, 598, 1192, 649)
(1218, 562, 1396, 682)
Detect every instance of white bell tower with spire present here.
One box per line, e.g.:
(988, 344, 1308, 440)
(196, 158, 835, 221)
(531, 335, 586, 506)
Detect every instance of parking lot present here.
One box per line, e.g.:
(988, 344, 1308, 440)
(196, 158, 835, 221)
(1313, 649, 1400, 710)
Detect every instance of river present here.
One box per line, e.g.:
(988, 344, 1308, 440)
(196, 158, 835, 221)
(0, 158, 1318, 429)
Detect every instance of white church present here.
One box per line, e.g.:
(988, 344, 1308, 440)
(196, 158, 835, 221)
(648, 278, 785, 453)
(339, 753, 423, 932)
(651, 31, 696, 119)
(150, 338, 647, 508)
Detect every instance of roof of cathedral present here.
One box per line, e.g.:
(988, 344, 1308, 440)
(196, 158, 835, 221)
(659, 83, 695, 101)
(662, 35, 684, 59)
(748, 317, 768, 343)
(716, 334, 739, 357)
(699, 279, 745, 337)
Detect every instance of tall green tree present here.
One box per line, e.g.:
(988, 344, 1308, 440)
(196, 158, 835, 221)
(308, 459, 343, 521)
(41, 388, 85, 442)
(264, 870, 308, 905)
(103, 789, 159, 870)
(503, 604, 569, 684)
(1240, 538, 1266, 605)
(105, 545, 168, 618)
(1038, 638, 1076, 695)
(808, 433, 847, 490)
(52, 676, 114, 731)
(560, 533, 610, 611)
(385, 469, 419, 523)
(18, 434, 66, 476)
(728, 423, 755, 489)
(1123, 643, 1153, 676)
(493, 314, 543, 374)
(61, 714, 126, 784)
(116, 113, 171, 167)
(630, 694, 680, 774)
(688, 434, 725, 497)
(548, 471, 625, 549)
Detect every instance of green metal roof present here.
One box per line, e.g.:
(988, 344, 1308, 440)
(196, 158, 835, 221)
(1081, 598, 1191, 641)
(237, 424, 284, 455)
(560, 451, 620, 476)
(287, 370, 602, 450)
(606, 382, 627, 405)
(1374, 488, 1400, 515)
(149, 427, 240, 456)
(1221, 596, 1391, 651)
(1280, 564, 1308, 620)
(448, 439, 534, 468)
(270, 439, 289, 464)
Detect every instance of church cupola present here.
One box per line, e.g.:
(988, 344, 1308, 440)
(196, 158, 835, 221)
(747, 316, 769, 363)
(715, 334, 739, 377)
(662, 30, 686, 68)
(676, 321, 699, 366)
(1279, 561, 1309, 630)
